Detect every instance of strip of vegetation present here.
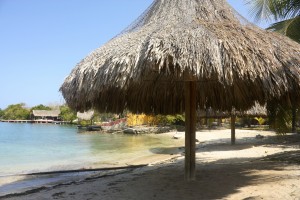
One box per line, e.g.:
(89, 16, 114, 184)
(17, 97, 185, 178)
(0, 103, 77, 123)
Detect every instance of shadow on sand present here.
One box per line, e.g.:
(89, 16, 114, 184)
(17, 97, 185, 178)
(141, 134, 300, 199)
(150, 133, 300, 155)
(106, 153, 299, 200)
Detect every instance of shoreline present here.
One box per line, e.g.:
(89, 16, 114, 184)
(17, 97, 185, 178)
(0, 124, 184, 179)
(0, 152, 182, 198)
(1, 129, 300, 199)
(0, 130, 184, 197)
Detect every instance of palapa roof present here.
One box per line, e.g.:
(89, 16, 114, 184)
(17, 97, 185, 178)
(242, 103, 267, 117)
(198, 103, 267, 118)
(61, 0, 300, 115)
(32, 110, 60, 117)
(77, 110, 94, 120)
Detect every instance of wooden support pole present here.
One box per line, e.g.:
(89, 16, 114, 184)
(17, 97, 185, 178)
(231, 115, 236, 145)
(185, 81, 196, 181)
(292, 107, 297, 133)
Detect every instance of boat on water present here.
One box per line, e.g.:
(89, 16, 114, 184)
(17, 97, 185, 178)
(77, 125, 102, 131)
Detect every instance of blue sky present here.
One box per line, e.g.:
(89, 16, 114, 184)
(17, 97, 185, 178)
(0, 0, 271, 109)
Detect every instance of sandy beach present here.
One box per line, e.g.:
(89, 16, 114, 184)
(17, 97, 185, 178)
(1, 129, 300, 200)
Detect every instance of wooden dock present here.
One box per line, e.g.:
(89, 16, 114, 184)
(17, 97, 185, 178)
(0, 120, 70, 124)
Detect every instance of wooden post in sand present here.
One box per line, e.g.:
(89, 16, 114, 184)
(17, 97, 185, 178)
(185, 81, 196, 181)
(292, 107, 297, 133)
(231, 115, 236, 145)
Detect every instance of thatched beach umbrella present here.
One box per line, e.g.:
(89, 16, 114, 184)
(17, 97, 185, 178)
(61, 0, 300, 180)
(77, 110, 94, 121)
(198, 103, 267, 145)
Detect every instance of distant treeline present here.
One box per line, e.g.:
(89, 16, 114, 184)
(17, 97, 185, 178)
(0, 103, 76, 122)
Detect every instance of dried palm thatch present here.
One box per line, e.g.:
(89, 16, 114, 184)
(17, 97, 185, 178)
(32, 110, 60, 118)
(197, 109, 228, 119)
(77, 110, 94, 121)
(241, 103, 267, 117)
(61, 0, 300, 115)
(197, 103, 267, 118)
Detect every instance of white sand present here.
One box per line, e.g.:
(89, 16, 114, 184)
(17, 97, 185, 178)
(2, 129, 300, 200)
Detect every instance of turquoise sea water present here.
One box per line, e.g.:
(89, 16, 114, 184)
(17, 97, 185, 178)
(0, 123, 182, 176)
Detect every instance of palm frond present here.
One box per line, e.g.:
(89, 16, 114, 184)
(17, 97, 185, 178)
(282, 0, 300, 19)
(247, 0, 274, 22)
(247, 0, 300, 21)
(267, 16, 300, 42)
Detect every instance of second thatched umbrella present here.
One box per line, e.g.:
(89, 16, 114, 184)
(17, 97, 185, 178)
(61, 0, 300, 180)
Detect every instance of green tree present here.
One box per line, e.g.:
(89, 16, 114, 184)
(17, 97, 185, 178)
(247, 0, 300, 42)
(0, 109, 4, 119)
(30, 104, 51, 111)
(267, 101, 293, 134)
(3, 103, 30, 120)
(248, 0, 300, 133)
(59, 105, 77, 122)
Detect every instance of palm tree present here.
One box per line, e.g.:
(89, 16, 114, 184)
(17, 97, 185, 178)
(247, 0, 300, 42)
(247, 0, 300, 133)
